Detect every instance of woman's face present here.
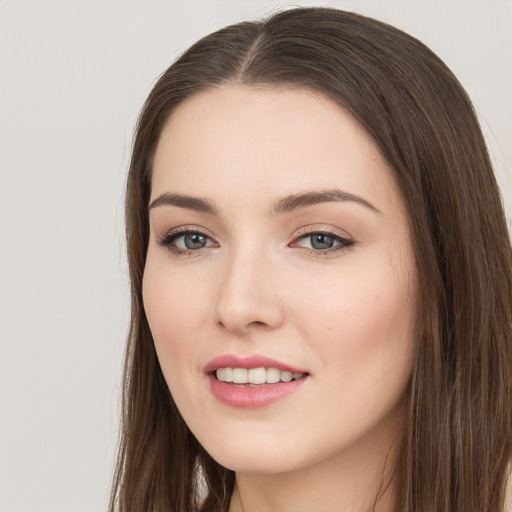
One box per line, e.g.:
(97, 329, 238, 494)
(143, 85, 417, 475)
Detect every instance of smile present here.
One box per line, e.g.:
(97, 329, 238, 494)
(216, 367, 305, 385)
(205, 355, 310, 408)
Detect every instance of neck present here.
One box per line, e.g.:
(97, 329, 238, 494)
(228, 423, 400, 512)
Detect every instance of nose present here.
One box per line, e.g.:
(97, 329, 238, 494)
(213, 247, 285, 334)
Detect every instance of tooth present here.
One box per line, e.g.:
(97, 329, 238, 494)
(218, 366, 304, 384)
(232, 368, 248, 384)
(248, 367, 267, 385)
(280, 371, 293, 382)
(267, 367, 280, 383)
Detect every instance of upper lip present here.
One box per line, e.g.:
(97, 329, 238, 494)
(204, 354, 308, 375)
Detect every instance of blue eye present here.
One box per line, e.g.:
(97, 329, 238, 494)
(309, 233, 336, 250)
(158, 229, 215, 254)
(158, 227, 354, 257)
(293, 231, 354, 254)
(181, 232, 209, 250)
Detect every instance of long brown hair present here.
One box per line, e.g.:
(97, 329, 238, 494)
(110, 7, 512, 512)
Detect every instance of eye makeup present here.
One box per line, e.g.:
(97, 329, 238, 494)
(290, 226, 355, 258)
(157, 224, 355, 258)
(157, 226, 218, 256)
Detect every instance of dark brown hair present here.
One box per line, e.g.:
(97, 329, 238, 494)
(110, 7, 512, 512)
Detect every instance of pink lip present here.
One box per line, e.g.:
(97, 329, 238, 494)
(204, 354, 309, 409)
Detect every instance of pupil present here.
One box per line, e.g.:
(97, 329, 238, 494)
(311, 234, 334, 250)
(185, 233, 206, 249)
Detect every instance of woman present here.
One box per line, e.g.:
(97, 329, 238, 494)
(110, 7, 512, 512)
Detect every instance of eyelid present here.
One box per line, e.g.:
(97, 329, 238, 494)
(156, 224, 355, 257)
(291, 224, 354, 241)
(289, 225, 356, 255)
(157, 225, 218, 255)
(160, 224, 214, 235)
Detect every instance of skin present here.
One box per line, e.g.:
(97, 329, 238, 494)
(143, 85, 417, 512)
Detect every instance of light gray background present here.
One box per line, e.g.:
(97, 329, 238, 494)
(0, 1, 510, 511)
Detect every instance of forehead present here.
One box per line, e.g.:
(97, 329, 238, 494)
(151, 84, 400, 212)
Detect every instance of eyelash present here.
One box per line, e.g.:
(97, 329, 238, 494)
(157, 227, 355, 257)
(292, 227, 355, 257)
(157, 228, 216, 256)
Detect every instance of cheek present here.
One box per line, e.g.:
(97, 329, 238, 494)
(141, 260, 214, 395)
(296, 263, 413, 332)
(290, 269, 416, 452)
(143, 261, 210, 340)
(290, 258, 416, 385)
(141, 261, 218, 431)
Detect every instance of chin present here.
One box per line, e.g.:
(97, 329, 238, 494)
(198, 433, 307, 475)
(210, 452, 301, 475)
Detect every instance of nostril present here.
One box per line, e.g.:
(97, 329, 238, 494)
(216, 319, 267, 330)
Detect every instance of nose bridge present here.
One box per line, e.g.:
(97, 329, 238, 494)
(214, 239, 283, 332)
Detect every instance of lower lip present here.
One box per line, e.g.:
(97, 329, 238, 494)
(208, 375, 308, 408)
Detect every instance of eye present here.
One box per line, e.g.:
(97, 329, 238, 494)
(291, 229, 355, 255)
(158, 229, 216, 255)
(309, 233, 337, 250)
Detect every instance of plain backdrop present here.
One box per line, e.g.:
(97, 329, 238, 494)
(0, 1, 510, 511)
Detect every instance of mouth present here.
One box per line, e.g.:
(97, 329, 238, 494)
(205, 355, 310, 408)
(214, 367, 307, 386)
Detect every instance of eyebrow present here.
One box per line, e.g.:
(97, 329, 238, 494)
(271, 188, 380, 215)
(149, 193, 219, 214)
(148, 188, 380, 215)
